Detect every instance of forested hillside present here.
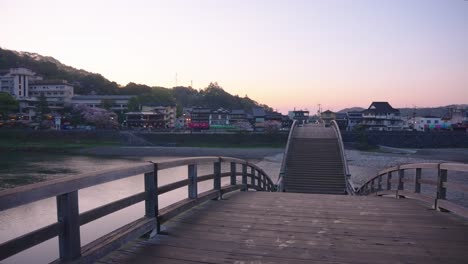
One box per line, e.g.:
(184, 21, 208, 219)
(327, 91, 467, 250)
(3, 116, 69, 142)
(0, 48, 269, 111)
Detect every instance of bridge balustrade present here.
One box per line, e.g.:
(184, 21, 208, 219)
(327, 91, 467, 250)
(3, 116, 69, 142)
(356, 162, 468, 218)
(0, 156, 275, 263)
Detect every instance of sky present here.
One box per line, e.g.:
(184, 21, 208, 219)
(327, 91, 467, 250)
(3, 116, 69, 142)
(0, 0, 467, 114)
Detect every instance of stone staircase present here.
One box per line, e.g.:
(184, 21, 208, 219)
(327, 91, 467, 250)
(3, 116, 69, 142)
(283, 124, 347, 194)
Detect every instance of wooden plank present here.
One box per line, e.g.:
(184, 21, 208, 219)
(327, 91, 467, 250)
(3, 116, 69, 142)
(437, 200, 468, 219)
(80, 192, 146, 226)
(437, 169, 447, 200)
(52, 217, 156, 264)
(242, 164, 247, 191)
(0, 222, 60, 261)
(415, 168, 421, 193)
(397, 191, 434, 205)
(156, 157, 219, 170)
(419, 179, 438, 186)
(230, 162, 236, 186)
(158, 190, 219, 224)
(440, 162, 468, 172)
(57, 191, 81, 261)
(187, 164, 197, 199)
(400, 163, 439, 170)
(0, 163, 153, 211)
(213, 161, 221, 199)
(444, 181, 468, 193)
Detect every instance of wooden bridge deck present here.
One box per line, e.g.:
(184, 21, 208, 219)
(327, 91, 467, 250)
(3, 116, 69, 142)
(100, 192, 468, 264)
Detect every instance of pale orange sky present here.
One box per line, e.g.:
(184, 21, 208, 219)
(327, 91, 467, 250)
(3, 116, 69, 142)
(0, 0, 467, 114)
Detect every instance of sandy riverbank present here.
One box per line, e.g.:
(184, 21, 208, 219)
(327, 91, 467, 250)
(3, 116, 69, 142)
(78, 146, 468, 188)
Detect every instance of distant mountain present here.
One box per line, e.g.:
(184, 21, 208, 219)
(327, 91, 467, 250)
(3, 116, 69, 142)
(337, 107, 365, 113)
(0, 47, 269, 111)
(338, 105, 467, 118)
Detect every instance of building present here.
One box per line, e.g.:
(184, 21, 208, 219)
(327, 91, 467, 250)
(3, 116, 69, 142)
(320, 110, 336, 126)
(70, 95, 135, 113)
(252, 108, 266, 131)
(141, 105, 176, 128)
(347, 111, 363, 131)
(361, 102, 404, 131)
(124, 112, 165, 129)
(288, 110, 310, 124)
(335, 113, 348, 130)
(28, 80, 75, 111)
(0, 68, 42, 98)
(412, 116, 447, 132)
(189, 107, 210, 130)
(230, 109, 248, 125)
(209, 108, 230, 128)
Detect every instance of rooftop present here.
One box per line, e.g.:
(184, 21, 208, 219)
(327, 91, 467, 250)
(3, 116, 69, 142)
(72, 95, 136, 100)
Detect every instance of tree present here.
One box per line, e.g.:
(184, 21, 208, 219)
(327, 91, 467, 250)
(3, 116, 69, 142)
(101, 99, 115, 110)
(264, 120, 282, 134)
(36, 93, 50, 115)
(73, 105, 118, 129)
(0, 92, 18, 120)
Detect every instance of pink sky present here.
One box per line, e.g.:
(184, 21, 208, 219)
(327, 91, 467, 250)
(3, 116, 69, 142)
(0, 0, 467, 114)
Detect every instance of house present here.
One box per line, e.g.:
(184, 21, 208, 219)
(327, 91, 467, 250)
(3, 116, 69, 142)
(252, 108, 266, 131)
(361, 102, 404, 131)
(347, 111, 363, 131)
(141, 104, 176, 128)
(230, 109, 248, 125)
(320, 110, 336, 126)
(124, 111, 165, 129)
(209, 108, 230, 128)
(335, 113, 348, 130)
(189, 107, 210, 130)
(288, 110, 309, 124)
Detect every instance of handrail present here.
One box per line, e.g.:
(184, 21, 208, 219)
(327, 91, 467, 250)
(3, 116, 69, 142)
(276, 120, 297, 191)
(0, 156, 275, 263)
(356, 162, 468, 219)
(330, 120, 355, 195)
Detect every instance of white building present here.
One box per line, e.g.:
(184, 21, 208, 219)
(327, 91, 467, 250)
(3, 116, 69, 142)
(27, 80, 75, 111)
(411, 116, 446, 131)
(0, 68, 42, 98)
(70, 95, 135, 113)
(29, 80, 74, 101)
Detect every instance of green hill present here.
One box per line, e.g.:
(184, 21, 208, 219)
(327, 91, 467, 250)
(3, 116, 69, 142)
(0, 47, 270, 111)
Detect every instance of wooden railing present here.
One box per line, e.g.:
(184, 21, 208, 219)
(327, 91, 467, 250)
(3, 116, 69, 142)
(330, 120, 356, 195)
(357, 162, 468, 218)
(276, 120, 297, 192)
(0, 156, 275, 263)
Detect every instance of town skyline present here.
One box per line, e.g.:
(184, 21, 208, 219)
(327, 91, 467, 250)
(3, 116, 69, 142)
(1, 0, 467, 113)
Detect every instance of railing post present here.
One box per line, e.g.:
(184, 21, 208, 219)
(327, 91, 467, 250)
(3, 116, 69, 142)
(386, 172, 392, 190)
(57, 191, 81, 261)
(436, 164, 448, 211)
(377, 175, 382, 191)
(230, 162, 236, 186)
(214, 160, 221, 199)
(250, 167, 255, 187)
(144, 163, 160, 234)
(242, 163, 247, 191)
(188, 164, 198, 199)
(414, 168, 421, 193)
(370, 179, 375, 193)
(397, 168, 404, 198)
